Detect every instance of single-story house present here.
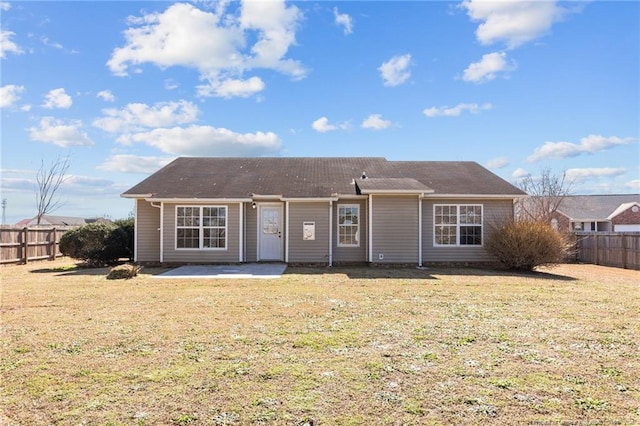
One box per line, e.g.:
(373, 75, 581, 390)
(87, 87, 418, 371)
(122, 157, 525, 266)
(546, 194, 640, 233)
(14, 215, 110, 228)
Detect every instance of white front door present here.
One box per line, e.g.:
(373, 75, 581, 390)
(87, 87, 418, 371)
(259, 205, 283, 261)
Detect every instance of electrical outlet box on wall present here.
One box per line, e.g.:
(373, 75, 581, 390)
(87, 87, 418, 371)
(378, 253, 384, 260)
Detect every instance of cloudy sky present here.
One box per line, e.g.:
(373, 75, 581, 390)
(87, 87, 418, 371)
(1, 1, 638, 224)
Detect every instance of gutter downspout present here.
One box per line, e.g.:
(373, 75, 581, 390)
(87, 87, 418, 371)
(147, 201, 163, 263)
(133, 200, 140, 262)
(418, 194, 423, 267)
(285, 201, 290, 263)
(239, 202, 244, 262)
(368, 194, 373, 263)
(328, 200, 333, 267)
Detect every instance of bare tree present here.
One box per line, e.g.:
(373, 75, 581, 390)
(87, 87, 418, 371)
(35, 156, 71, 225)
(516, 168, 573, 223)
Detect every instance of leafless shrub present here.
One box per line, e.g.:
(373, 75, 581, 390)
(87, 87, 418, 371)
(486, 220, 573, 271)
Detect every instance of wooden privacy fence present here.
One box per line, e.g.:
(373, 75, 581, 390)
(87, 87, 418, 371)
(575, 232, 640, 270)
(0, 227, 73, 265)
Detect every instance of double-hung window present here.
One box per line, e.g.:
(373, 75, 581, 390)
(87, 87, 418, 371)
(176, 206, 227, 249)
(338, 204, 359, 247)
(434, 204, 482, 246)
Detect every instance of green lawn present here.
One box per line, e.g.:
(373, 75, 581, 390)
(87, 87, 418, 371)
(1, 260, 638, 425)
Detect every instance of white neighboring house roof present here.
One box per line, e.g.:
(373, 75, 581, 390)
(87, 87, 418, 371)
(607, 202, 640, 220)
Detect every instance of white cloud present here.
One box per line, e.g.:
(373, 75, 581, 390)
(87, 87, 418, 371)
(312, 117, 336, 133)
(512, 168, 530, 179)
(93, 100, 199, 133)
(107, 1, 305, 98)
(97, 90, 115, 102)
(378, 54, 412, 87)
(566, 168, 627, 181)
(361, 114, 391, 130)
(0, 84, 24, 108)
(66, 175, 114, 187)
(424, 102, 492, 117)
(0, 30, 23, 58)
(463, 52, 515, 83)
(239, 0, 305, 76)
(527, 135, 636, 162)
(28, 117, 95, 147)
(117, 125, 282, 157)
(197, 76, 265, 99)
(164, 79, 179, 90)
(624, 180, 640, 190)
(98, 155, 174, 174)
(486, 157, 509, 169)
(460, 0, 569, 49)
(311, 116, 349, 133)
(334, 7, 353, 35)
(42, 88, 72, 109)
(1, 3, 11, 11)
(41, 36, 63, 50)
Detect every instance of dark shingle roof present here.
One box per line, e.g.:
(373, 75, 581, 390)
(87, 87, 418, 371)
(356, 178, 433, 193)
(122, 157, 524, 199)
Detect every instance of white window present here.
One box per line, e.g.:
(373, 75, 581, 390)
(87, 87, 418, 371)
(176, 206, 227, 250)
(434, 204, 482, 246)
(338, 204, 359, 247)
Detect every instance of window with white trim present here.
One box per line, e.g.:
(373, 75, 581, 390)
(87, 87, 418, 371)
(338, 204, 359, 247)
(434, 204, 482, 246)
(176, 206, 227, 249)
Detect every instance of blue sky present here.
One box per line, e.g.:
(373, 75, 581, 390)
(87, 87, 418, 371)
(1, 0, 638, 224)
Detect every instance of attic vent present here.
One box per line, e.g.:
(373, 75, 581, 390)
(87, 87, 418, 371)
(361, 171, 367, 179)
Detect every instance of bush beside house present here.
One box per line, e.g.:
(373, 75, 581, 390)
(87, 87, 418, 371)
(486, 220, 573, 271)
(59, 219, 134, 266)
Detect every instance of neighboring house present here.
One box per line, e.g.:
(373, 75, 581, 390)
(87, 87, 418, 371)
(15, 215, 89, 228)
(122, 157, 525, 266)
(546, 194, 640, 233)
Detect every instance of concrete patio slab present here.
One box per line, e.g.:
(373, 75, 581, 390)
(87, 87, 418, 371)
(154, 263, 287, 279)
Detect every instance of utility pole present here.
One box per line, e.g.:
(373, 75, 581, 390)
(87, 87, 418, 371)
(1, 198, 6, 225)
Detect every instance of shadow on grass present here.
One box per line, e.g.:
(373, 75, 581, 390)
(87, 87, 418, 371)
(285, 265, 577, 281)
(30, 264, 110, 276)
(286, 266, 440, 280)
(28, 263, 576, 282)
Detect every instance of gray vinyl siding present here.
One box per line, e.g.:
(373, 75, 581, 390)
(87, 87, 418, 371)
(244, 202, 258, 262)
(422, 198, 514, 263)
(371, 195, 419, 264)
(288, 202, 330, 263)
(163, 203, 240, 263)
(136, 199, 160, 263)
(333, 198, 368, 263)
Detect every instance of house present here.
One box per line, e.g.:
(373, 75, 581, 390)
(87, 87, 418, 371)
(546, 194, 640, 233)
(14, 215, 108, 228)
(122, 157, 525, 266)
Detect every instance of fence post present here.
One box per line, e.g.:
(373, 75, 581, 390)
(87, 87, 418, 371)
(594, 234, 599, 265)
(622, 233, 627, 269)
(51, 228, 57, 260)
(22, 227, 29, 264)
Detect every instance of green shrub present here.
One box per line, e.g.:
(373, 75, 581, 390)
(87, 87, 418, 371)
(103, 218, 134, 262)
(486, 220, 573, 271)
(59, 219, 134, 266)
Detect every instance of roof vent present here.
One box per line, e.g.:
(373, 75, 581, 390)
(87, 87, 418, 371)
(361, 171, 367, 179)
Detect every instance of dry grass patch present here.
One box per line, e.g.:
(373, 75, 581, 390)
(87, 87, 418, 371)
(1, 260, 639, 425)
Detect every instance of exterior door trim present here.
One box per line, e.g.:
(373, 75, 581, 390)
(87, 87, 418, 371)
(257, 203, 284, 261)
